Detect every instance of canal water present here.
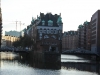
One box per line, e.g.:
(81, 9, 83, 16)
(0, 52, 100, 75)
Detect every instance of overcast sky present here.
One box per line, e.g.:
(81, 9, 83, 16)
(1, 0, 100, 35)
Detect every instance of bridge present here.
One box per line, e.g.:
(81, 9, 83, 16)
(0, 49, 31, 53)
(62, 49, 100, 57)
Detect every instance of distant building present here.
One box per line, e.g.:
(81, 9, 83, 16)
(0, 1, 2, 47)
(91, 10, 100, 55)
(78, 24, 83, 49)
(5, 31, 21, 37)
(1, 39, 6, 48)
(32, 12, 63, 52)
(78, 21, 91, 50)
(62, 32, 68, 50)
(62, 31, 78, 50)
(4, 30, 20, 47)
(1, 35, 19, 47)
(85, 22, 91, 50)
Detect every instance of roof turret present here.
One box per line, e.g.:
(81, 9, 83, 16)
(37, 15, 40, 20)
(78, 24, 83, 28)
(83, 21, 88, 25)
(57, 16, 62, 24)
(31, 17, 34, 24)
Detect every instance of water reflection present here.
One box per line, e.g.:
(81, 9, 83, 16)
(61, 54, 100, 74)
(0, 52, 99, 75)
(62, 62, 100, 73)
(61, 54, 91, 62)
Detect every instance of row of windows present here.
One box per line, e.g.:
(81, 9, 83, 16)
(39, 35, 60, 40)
(42, 23, 53, 26)
(38, 30, 60, 34)
(42, 42, 57, 45)
(42, 20, 53, 26)
(39, 28, 58, 30)
(43, 35, 56, 39)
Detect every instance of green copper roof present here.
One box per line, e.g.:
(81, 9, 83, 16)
(78, 24, 83, 28)
(42, 20, 45, 22)
(32, 17, 34, 20)
(63, 32, 68, 36)
(31, 17, 35, 24)
(57, 16, 62, 23)
(37, 16, 40, 20)
(83, 21, 88, 25)
(48, 20, 53, 23)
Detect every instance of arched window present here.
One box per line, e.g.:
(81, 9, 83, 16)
(51, 35, 56, 39)
(44, 35, 49, 39)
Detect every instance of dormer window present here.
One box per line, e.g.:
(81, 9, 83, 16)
(42, 20, 45, 25)
(48, 20, 53, 26)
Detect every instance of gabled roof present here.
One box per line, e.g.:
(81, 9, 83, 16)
(34, 13, 63, 27)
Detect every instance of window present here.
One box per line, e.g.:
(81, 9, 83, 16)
(43, 30, 47, 34)
(48, 20, 53, 26)
(54, 30, 58, 34)
(42, 20, 45, 25)
(51, 30, 54, 34)
(47, 30, 51, 34)
(42, 22, 45, 25)
(39, 30, 42, 33)
(59, 30, 61, 33)
(44, 35, 49, 39)
(51, 35, 56, 39)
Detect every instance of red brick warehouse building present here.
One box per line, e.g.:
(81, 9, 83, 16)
(32, 12, 63, 53)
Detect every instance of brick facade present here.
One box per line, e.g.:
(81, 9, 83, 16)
(78, 21, 91, 50)
(31, 13, 63, 53)
(62, 31, 78, 50)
